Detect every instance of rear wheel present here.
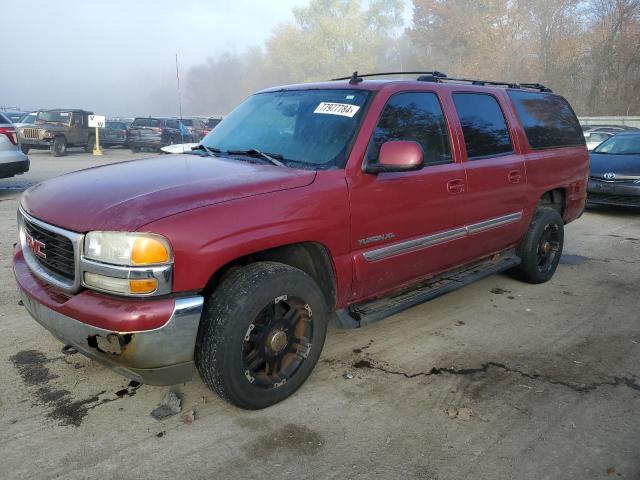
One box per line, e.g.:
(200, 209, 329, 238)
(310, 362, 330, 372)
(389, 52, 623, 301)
(196, 262, 328, 410)
(130, 146, 140, 153)
(509, 207, 564, 284)
(50, 137, 67, 157)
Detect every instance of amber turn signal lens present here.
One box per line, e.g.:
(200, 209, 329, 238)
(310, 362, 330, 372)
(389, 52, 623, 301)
(129, 279, 158, 294)
(131, 237, 170, 265)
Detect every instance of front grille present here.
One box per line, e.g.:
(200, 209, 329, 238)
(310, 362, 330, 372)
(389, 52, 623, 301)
(22, 216, 76, 280)
(22, 128, 41, 140)
(588, 193, 640, 207)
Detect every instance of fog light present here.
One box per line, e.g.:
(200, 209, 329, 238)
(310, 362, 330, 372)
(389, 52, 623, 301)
(84, 273, 158, 295)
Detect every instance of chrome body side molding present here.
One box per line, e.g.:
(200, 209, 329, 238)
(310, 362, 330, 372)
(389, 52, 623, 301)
(363, 211, 523, 262)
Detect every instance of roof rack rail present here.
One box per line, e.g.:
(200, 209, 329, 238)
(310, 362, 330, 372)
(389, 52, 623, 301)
(331, 71, 552, 92)
(331, 71, 447, 85)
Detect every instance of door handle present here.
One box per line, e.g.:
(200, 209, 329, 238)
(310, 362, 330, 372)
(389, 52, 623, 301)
(508, 170, 523, 183)
(447, 179, 466, 194)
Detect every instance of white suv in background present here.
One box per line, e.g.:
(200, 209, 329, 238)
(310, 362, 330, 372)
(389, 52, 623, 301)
(0, 112, 29, 179)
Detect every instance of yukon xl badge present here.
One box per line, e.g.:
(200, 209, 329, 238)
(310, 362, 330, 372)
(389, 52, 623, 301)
(358, 233, 396, 246)
(603, 172, 616, 180)
(25, 234, 46, 259)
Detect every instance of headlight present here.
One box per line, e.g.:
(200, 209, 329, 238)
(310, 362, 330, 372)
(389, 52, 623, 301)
(82, 232, 173, 296)
(84, 232, 172, 266)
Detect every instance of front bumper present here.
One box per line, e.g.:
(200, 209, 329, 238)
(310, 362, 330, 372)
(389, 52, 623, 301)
(13, 249, 204, 385)
(0, 158, 29, 178)
(587, 179, 640, 207)
(20, 138, 53, 148)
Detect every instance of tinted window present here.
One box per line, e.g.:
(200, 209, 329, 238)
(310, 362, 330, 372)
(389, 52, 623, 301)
(106, 122, 126, 130)
(0, 113, 10, 124)
(165, 119, 179, 129)
(131, 118, 160, 127)
(206, 118, 221, 128)
(453, 93, 512, 159)
(508, 91, 584, 149)
(366, 92, 451, 166)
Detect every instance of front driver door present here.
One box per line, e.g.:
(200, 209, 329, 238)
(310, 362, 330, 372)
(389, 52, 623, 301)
(348, 91, 469, 302)
(68, 112, 85, 145)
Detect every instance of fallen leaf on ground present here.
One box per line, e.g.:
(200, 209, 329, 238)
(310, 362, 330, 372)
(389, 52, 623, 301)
(182, 410, 195, 425)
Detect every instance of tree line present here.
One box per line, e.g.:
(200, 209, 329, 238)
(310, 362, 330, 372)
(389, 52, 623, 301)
(184, 0, 640, 116)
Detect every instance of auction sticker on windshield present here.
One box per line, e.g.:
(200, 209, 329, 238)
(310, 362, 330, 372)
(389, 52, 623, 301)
(314, 102, 360, 117)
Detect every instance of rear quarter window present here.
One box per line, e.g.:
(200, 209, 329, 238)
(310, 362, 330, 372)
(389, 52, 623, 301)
(508, 91, 585, 149)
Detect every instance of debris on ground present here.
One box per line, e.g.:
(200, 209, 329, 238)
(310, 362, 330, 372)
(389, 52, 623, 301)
(182, 410, 195, 425)
(446, 406, 474, 420)
(150, 391, 182, 420)
(343, 373, 354, 379)
(156, 431, 165, 438)
(606, 466, 616, 475)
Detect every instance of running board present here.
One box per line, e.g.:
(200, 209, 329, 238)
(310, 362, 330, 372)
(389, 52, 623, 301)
(333, 250, 521, 329)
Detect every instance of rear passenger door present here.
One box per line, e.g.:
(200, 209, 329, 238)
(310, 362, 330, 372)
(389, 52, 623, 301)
(451, 92, 527, 258)
(348, 91, 468, 300)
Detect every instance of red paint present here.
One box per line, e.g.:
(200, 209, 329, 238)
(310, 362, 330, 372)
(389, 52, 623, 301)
(16, 79, 588, 329)
(378, 141, 424, 169)
(14, 250, 175, 332)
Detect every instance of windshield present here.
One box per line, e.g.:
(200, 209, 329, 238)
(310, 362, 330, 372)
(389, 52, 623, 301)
(20, 112, 36, 124)
(594, 134, 640, 155)
(106, 121, 126, 129)
(37, 110, 72, 124)
(201, 89, 370, 168)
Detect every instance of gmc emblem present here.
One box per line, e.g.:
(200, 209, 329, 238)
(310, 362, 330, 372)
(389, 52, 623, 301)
(25, 233, 46, 259)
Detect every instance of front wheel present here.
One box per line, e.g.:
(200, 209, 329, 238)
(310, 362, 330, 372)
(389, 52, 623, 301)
(509, 207, 564, 284)
(196, 262, 328, 410)
(50, 137, 67, 157)
(84, 136, 95, 153)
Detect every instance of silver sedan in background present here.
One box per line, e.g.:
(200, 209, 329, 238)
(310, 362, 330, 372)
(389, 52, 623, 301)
(0, 112, 29, 179)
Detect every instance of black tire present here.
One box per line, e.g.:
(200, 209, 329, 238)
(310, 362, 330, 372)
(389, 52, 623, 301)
(84, 136, 95, 153)
(509, 207, 564, 284)
(50, 137, 67, 157)
(130, 146, 140, 153)
(196, 262, 328, 410)
(20, 145, 29, 154)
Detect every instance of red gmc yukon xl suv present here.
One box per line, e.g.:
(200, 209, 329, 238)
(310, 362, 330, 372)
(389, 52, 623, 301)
(13, 72, 588, 409)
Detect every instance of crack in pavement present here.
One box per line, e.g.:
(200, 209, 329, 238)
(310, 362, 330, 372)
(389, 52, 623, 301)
(353, 359, 640, 394)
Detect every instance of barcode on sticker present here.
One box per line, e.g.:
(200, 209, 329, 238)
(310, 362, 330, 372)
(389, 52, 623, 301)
(314, 102, 360, 117)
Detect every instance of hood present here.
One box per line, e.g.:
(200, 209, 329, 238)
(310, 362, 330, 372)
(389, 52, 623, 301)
(589, 152, 640, 179)
(28, 122, 68, 132)
(21, 154, 316, 232)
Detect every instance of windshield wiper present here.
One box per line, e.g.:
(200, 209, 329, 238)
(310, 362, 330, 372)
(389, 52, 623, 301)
(227, 149, 286, 167)
(191, 144, 221, 156)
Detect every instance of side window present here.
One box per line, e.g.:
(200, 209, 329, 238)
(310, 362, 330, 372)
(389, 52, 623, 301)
(166, 120, 178, 129)
(507, 91, 585, 149)
(452, 93, 513, 159)
(366, 92, 452, 166)
(72, 113, 83, 127)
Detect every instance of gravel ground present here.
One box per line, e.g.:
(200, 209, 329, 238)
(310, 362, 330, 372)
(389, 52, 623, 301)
(0, 149, 638, 480)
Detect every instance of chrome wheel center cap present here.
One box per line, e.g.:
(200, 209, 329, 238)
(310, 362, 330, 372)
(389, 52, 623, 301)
(267, 330, 288, 353)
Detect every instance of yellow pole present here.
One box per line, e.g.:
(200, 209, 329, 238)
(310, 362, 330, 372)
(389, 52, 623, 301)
(93, 126, 102, 156)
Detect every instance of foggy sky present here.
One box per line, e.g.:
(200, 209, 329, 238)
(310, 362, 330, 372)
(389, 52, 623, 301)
(1, 0, 310, 117)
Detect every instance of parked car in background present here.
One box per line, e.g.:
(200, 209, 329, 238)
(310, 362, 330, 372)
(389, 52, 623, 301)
(14, 111, 37, 128)
(203, 117, 222, 135)
(17, 109, 95, 157)
(101, 120, 129, 148)
(0, 112, 29, 179)
(178, 117, 207, 142)
(128, 117, 183, 152)
(13, 73, 588, 409)
(582, 125, 637, 133)
(4, 111, 28, 123)
(584, 130, 614, 151)
(587, 131, 640, 208)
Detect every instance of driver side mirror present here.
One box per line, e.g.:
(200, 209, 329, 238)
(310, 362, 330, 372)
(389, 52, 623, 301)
(365, 140, 424, 174)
